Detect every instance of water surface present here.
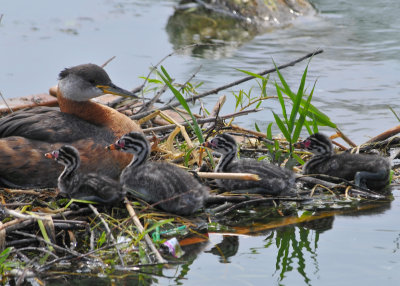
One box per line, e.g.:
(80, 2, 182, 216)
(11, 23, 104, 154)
(1, 1, 400, 285)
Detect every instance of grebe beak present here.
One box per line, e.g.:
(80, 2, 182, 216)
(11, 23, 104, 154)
(106, 143, 120, 151)
(97, 83, 139, 99)
(44, 153, 54, 159)
(293, 141, 305, 149)
(202, 141, 213, 149)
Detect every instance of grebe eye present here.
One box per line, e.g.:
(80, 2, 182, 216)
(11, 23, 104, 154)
(117, 139, 125, 148)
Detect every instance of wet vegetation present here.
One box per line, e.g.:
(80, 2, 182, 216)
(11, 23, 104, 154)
(1, 49, 399, 285)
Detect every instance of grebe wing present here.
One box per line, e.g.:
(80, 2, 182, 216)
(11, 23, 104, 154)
(0, 106, 114, 143)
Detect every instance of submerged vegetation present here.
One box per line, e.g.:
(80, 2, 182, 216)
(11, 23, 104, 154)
(1, 50, 399, 285)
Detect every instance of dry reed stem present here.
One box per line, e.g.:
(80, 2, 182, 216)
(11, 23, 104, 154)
(124, 198, 167, 264)
(160, 110, 200, 163)
(88, 204, 125, 266)
(0, 91, 13, 113)
(364, 125, 400, 143)
(138, 110, 161, 125)
(2, 208, 52, 222)
(335, 128, 357, 147)
(196, 172, 260, 181)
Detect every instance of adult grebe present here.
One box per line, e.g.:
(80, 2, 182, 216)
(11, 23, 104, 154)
(0, 64, 141, 188)
(107, 132, 209, 216)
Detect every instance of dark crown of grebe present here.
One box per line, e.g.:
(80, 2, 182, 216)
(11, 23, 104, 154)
(107, 132, 150, 167)
(45, 145, 81, 169)
(203, 133, 296, 196)
(107, 132, 209, 215)
(45, 145, 124, 204)
(293, 133, 333, 156)
(205, 133, 238, 155)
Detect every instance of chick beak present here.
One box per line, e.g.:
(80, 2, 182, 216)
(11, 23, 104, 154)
(106, 143, 120, 151)
(202, 142, 210, 148)
(44, 153, 54, 159)
(293, 141, 305, 149)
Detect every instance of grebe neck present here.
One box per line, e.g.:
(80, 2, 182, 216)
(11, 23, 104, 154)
(127, 147, 149, 169)
(57, 92, 140, 137)
(216, 149, 237, 172)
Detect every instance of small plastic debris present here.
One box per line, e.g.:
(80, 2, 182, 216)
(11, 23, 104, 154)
(162, 237, 185, 258)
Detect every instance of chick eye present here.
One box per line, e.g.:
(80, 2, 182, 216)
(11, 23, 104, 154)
(118, 139, 126, 148)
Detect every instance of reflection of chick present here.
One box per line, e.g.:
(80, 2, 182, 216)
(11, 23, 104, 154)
(206, 235, 239, 263)
(300, 216, 335, 233)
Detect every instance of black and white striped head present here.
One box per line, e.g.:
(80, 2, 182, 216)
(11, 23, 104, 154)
(108, 132, 150, 157)
(45, 145, 81, 167)
(203, 133, 237, 155)
(294, 133, 333, 155)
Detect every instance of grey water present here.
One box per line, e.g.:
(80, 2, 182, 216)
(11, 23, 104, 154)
(1, 0, 400, 285)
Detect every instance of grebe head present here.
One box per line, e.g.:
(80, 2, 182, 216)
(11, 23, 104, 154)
(45, 145, 80, 167)
(203, 133, 237, 155)
(107, 132, 150, 156)
(57, 63, 138, 101)
(294, 133, 333, 155)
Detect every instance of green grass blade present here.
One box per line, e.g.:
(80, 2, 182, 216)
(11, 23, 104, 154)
(388, 106, 400, 122)
(275, 82, 288, 124)
(293, 91, 313, 144)
(273, 60, 293, 96)
(278, 85, 337, 129)
(289, 65, 308, 133)
(304, 120, 313, 134)
(272, 112, 291, 143)
(292, 152, 305, 165)
(38, 219, 54, 252)
(0, 247, 12, 264)
(158, 67, 204, 142)
(267, 122, 273, 139)
(237, 68, 267, 81)
(160, 66, 172, 82)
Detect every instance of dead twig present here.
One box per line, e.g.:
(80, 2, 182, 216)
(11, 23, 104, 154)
(0, 91, 13, 113)
(101, 56, 116, 68)
(142, 108, 262, 133)
(296, 175, 387, 199)
(196, 172, 260, 181)
(124, 197, 167, 264)
(364, 125, 400, 144)
(88, 204, 125, 266)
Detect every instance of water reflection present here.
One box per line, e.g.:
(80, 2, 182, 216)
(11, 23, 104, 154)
(170, 201, 393, 285)
(206, 235, 239, 263)
(165, 0, 315, 58)
(42, 201, 394, 285)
